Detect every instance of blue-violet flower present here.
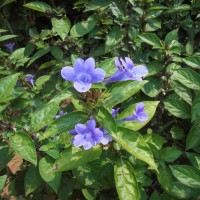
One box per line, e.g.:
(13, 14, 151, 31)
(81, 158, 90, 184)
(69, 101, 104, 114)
(104, 57, 148, 84)
(4, 43, 15, 53)
(25, 75, 35, 86)
(61, 58, 106, 92)
(122, 103, 148, 123)
(55, 111, 67, 119)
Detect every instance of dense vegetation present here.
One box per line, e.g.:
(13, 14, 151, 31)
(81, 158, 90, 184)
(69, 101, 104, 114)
(1, 0, 200, 199)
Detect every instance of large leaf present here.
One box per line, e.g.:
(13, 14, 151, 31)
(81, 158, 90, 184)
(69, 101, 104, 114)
(31, 101, 59, 132)
(70, 15, 98, 37)
(186, 123, 200, 150)
(104, 80, 147, 109)
(142, 78, 161, 97)
(172, 68, 200, 90)
(24, 165, 44, 196)
(0, 73, 20, 102)
(170, 165, 200, 188)
(9, 131, 37, 166)
(160, 147, 182, 162)
(113, 127, 157, 171)
(53, 146, 102, 172)
(183, 56, 200, 69)
(114, 160, 141, 200)
(39, 156, 61, 193)
(84, 0, 113, 11)
(138, 33, 162, 49)
(51, 17, 71, 41)
(164, 94, 191, 119)
(117, 101, 159, 131)
(39, 111, 88, 140)
(24, 1, 51, 13)
(191, 92, 200, 122)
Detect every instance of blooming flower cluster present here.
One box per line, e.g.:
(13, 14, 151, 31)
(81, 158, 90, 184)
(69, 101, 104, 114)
(60, 57, 149, 150)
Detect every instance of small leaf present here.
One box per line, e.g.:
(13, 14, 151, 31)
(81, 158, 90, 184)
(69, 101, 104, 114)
(0, 35, 18, 42)
(170, 126, 184, 140)
(166, 4, 191, 14)
(164, 94, 191, 119)
(139, 33, 162, 49)
(24, 165, 44, 196)
(31, 101, 59, 132)
(24, 1, 51, 13)
(51, 17, 71, 41)
(39, 156, 61, 193)
(53, 146, 102, 172)
(35, 75, 51, 87)
(172, 68, 200, 90)
(114, 160, 141, 200)
(84, 0, 113, 12)
(186, 123, 200, 150)
(50, 46, 63, 60)
(9, 131, 37, 166)
(160, 147, 182, 162)
(170, 165, 200, 188)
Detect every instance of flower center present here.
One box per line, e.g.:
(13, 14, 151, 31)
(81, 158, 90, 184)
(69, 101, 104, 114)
(78, 73, 92, 84)
(85, 131, 93, 140)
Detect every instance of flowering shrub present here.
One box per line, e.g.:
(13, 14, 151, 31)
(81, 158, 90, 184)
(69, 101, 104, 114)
(1, 0, 200, 200)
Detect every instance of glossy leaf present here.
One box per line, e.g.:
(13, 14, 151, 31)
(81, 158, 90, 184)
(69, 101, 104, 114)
(114, 160, 141, 200)
(9, 131, 37, 166)
(139, 33, 162, 49)
(53, 146, 102, 172)
(24, 1, 51, 13)
(183, 56, 200, 69)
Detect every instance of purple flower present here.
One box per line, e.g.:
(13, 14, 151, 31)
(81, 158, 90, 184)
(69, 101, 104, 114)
(70, 119, 111, 150)
(61, 58, 106, 93)
(55, 111, 67, 119)
(104, 57, 148, 84)
(111, 108, 120, 118)
(122, 103, 148, 123)
(25, 75, 35, 86)
(4, 43, 15, 53)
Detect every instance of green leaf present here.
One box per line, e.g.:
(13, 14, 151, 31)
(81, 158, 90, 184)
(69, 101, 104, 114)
(98, 58, 116, 78)
(187, 152, 200, 170)
(104, 80, 147, 109)
(84, 0, 113, 12)
(149, 191, 161, 200)
(170, 165, 200, 188)
(35, 75, 51, 87)
(114, 160, 141, 200)
(24, 43, 36, 57)
(31, 101, 59, 132)
(170, 80, 192, 105)
(0, 175, 7, 192)
(105, 27, 125, 51)
(144, 133, 165, 150)
(24, 1, 51, 13)
(172, 68, 200, 90)
(39, 60, 56, 70)
(138, 33, 162, 49)
(0, 35, 18, 42)
(146, 61, 163, 76)
(0, 73, 19, 103)
(53, 146, 102, 172)
(70, 15, 98, 37)
(51, 17, 71, 40)
(117, 101, 159, 131)
(110, 1, 126, 19)
(50, 46, 63, 60)
(191, 92, 200, 122)
(1, 0, 16, 7)
(95, 106, 117, 134)
(9, 131, 37, 166)
(145, 18, 161, 32)
(27, 46, 51, 67)
(166, 4, 191, 14)
(182, 56, 200, 69)
(160, 147, 182, 162)
(39, 156, 61, 193)
(111, 127, 157, 171)
(164, 94, 191, 119)
(39, 111, 88, 141)
(170, 126, 184, 140)
(24, 165, 44, 196)
(142, 78, 161, 97)
(165, 29, 179, 45)
(186, 124, 200, 150)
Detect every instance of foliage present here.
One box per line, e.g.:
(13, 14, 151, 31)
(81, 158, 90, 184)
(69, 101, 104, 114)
(0, 0, 200, 199)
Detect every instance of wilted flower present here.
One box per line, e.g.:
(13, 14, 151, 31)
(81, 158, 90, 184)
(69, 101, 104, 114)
(70, 119, 111, 150)
(61, 58, 106, 92)
(55, 111, 67, 119)
(104, 57, 148, 84)
(122, 103, 148, 123)
(4, 43, 15, 53)
(25, 75, 35, 86)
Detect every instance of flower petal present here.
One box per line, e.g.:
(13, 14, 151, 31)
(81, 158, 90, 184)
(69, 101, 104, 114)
(101, 133, 112, 145)
(136, 112, 148, 123)
(122, 114, 137, 121)
(74, 58, 85, 74)
(104, 71, 130, 84)
(69, 129, 77, 135)
(115, 58, 123, 71)
(130, 65, 148, 81)
(125, 57, 134, 70)
(91, 68, 106, 83)
(75, 124, 87, 134)
(84, 57, 95, 72)
(136, 103, 145, 114)
(74, 82, 92, 92)
(73, 134, 85, 147)
(61, 66, 77, 82)
(86, 119, 96, 131)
